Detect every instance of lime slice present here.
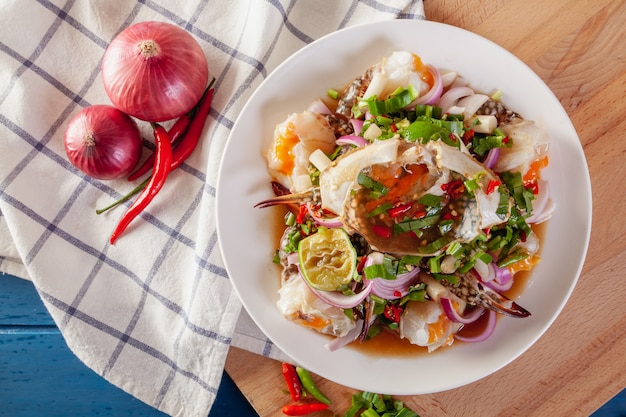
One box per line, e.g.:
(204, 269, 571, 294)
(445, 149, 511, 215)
(298, 228, 357, 291)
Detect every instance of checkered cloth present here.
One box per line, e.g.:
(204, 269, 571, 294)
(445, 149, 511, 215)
(0, 1, 425, 416)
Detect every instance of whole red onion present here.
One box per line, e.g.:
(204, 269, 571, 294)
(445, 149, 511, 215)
(102, 21, 209, 122)
(64, 105, 142, 180)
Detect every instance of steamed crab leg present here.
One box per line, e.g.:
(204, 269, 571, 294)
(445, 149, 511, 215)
(445, 273, 531, 318)
(253, 182, 317, 209)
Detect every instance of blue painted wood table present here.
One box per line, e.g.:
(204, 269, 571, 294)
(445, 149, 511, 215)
(0, 273, 258, 417)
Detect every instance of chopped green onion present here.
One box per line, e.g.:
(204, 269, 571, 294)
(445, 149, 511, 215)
(502, 171, 534, 212)
(445, 241, 464, 257)
(497, 249, 529, 267)
(368, 202, 394, 218)
(463, 179, 479, 194)
(394, 215, 440, 234)
(417, 237, 449, 254)
(429, 254, 444, 273)
(363, 86, 418, 116)
(357, 171, 389, 197)
(327, 88, 340, 100)
(284, 211, 296, 226)
(438, 219, 454, 235)
(417, 193, 443, 207)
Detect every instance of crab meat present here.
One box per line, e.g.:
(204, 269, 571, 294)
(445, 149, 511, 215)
(266, 111, 337, 193)
(399, 300, 463, 352)
(276, 272, 356, 337)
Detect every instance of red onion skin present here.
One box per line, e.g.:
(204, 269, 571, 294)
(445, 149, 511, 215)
(64, 105, 142, 180)
(454, 309, 497, 343)
(102, 21, 209, 122)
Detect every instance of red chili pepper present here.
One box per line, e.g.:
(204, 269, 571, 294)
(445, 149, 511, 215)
(357, 255, 368, 274)
(281, 402, 329, 416)
(388, 202, 413, 219)
(462, 129, 475, 145)
(441, 179, 465, 199)
(372, 224, 392, 238)
(383, 304, 403, 323)
(126, 112, 193, 181)
(390, 123, 398, 133)
(169, 84, 215, 171)
(296, 204, 308, 224)
(526, 181, 539, 195)
(109, 123, 173, 244)
(486, 179, 501, 195)
(281, 363, 302, 403)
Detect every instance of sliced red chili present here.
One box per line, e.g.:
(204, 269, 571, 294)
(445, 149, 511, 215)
(462, 129, 475, 145)
(486, 179, 501, 195)
(442, 212, 454, 220)
(296, 204, 308, 224)
(388, 202, 413, 219)
(357, 255, 368, 274)
(383, 304, 402, 323)
(526, 181, 539, 195)
(442, 179, 465, 199)
(372, 224, 392, 238)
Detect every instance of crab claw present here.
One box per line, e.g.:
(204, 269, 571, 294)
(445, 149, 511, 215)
(253, 191, 316, 209)
(444, 273, 531, 318)
(254, 182, 318, 209)
(476, 280, 531, 318)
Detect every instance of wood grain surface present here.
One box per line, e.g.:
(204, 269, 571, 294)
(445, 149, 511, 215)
(226, 0, 626, 415)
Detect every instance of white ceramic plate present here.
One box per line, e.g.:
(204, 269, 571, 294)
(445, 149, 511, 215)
(216, 20, 592, 395)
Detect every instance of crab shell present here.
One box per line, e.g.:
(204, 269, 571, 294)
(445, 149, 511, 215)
(318, 138, 512, 256)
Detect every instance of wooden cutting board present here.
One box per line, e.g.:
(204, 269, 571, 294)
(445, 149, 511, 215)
(226, 0, 626, 415)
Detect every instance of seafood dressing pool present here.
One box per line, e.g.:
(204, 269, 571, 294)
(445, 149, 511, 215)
(256, 50, 554, 353)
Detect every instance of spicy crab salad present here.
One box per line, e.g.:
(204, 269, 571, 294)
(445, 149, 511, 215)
(255, 51, 554, 353)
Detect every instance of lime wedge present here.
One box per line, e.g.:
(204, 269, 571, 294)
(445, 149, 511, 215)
(298, 228, 357, 291)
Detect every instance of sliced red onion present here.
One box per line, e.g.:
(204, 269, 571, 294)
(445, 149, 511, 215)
(525, 180, 551, 224)
(336, 135, 368, 147)
(483, 147, 500, 169)
(325, 319, 363, 352)
(307, 98, 332, 115)
(437, 86, 474, 114)
(457, 94, 490, 118)
(306, 203, 342, 228)
(494, 264, 513, 285)
(367, 268, 421, 300)
(362, 252, 420, 299)
(350, 118, 364, 135)
(454, 309, 497, 342)
(414, 65, 444, 106)
(286, 252, 299, 266)
(305, 276, 373, 309)
(528, 199, 555, 224)
(473, 259, 491, 282)
(483, 275, 513, 292)
(440, 297, 486, 324)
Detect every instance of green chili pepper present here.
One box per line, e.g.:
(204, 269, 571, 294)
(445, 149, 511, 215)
(295, 366, 331, 405)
